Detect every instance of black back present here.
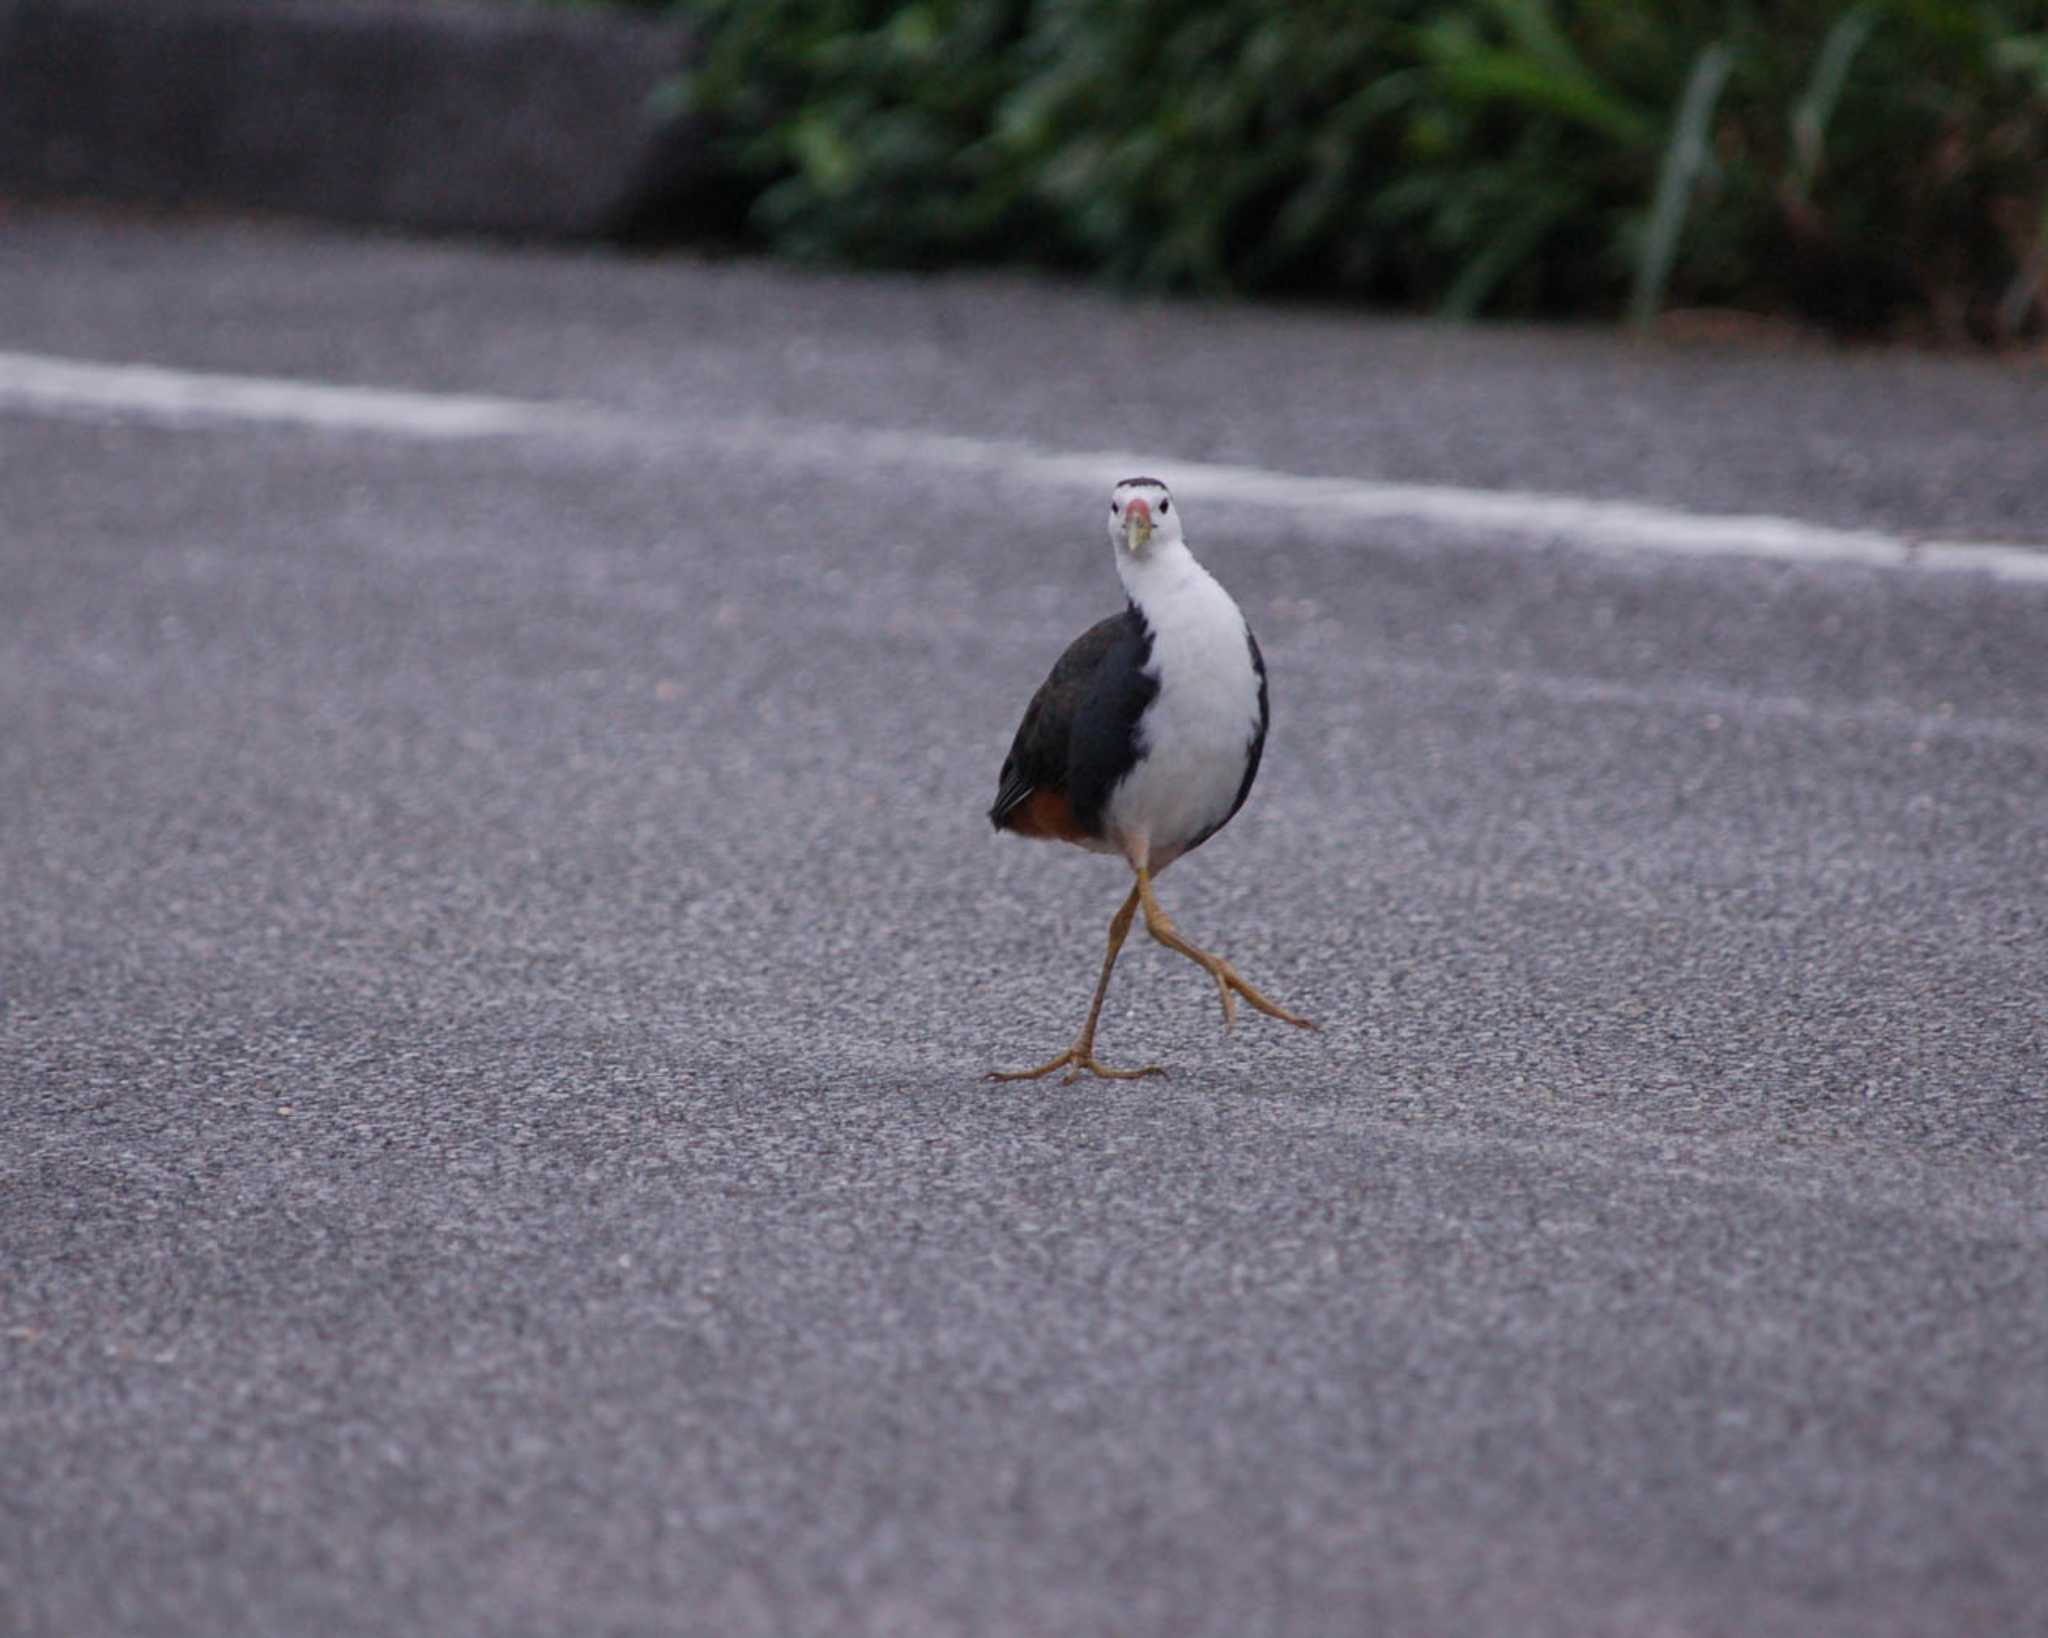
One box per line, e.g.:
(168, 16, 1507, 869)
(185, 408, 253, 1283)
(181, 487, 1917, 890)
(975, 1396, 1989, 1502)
(988, 604, 1156, 836)
(1068, 605, 1159, 834)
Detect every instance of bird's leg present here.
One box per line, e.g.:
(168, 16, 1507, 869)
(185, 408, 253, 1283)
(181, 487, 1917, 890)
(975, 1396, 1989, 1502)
(1134, 864, 1315, 1035)
(988, 884, 1167, 1084)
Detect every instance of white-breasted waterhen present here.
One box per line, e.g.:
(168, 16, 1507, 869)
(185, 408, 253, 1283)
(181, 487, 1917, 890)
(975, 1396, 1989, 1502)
(987, 477, 1314, 1082)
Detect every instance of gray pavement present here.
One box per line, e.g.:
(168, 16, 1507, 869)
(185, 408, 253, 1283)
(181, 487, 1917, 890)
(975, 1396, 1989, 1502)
(3, 209, 2046, 1636)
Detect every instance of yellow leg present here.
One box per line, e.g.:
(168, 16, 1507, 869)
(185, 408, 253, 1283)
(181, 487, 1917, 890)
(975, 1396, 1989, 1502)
(1135, 864, 1315, 1035)
(989, 884, 1167, 1084)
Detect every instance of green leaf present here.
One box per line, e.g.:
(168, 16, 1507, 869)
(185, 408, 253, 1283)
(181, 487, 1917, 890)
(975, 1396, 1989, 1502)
(1440, 182, 1578, 319)
(1630, 41, 1734, 332)
(1427, 45, 1653, 148)
(787, 113, 862, 196)
(1791, 5, 1880, 200)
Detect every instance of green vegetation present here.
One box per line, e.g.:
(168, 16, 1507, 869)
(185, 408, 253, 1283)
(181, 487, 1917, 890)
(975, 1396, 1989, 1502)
(649, 0, 2048, 342)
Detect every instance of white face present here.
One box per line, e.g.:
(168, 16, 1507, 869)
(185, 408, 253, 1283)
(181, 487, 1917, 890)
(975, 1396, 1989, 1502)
(1107, 479, 1181, 559)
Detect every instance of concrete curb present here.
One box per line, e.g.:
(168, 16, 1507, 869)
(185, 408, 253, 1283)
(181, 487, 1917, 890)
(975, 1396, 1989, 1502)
(0, 0, 706, 238)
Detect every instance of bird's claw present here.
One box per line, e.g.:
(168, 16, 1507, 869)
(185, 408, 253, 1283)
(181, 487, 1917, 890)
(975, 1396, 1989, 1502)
(1206, 958, 1313, 1035)
(988, 1046, 1167, 1084)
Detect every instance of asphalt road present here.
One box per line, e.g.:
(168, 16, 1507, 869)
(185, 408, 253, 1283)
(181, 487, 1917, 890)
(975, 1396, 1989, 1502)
(3, 209, 2045, 1637)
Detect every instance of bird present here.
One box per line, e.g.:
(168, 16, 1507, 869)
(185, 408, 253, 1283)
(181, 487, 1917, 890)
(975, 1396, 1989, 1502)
(987, 476, 1313, 1082)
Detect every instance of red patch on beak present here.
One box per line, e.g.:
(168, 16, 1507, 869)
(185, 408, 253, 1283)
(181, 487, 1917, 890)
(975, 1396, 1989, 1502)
(1125, 497, 1152, 525)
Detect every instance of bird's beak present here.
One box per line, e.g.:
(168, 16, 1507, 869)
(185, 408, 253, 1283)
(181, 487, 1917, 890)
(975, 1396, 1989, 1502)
(1123, 497, 1154, 555)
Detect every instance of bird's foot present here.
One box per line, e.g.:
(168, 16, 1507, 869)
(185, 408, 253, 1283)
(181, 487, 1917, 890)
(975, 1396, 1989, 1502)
(1198, 956, 1316, 1035)
(987, 1043, 1167, 1085)
(1133, 874, 1314, 1036)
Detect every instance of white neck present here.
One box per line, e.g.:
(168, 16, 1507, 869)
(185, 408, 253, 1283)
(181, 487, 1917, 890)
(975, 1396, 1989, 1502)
(1098, 530, 1263, 864)
(1114, 536, 1214, 611)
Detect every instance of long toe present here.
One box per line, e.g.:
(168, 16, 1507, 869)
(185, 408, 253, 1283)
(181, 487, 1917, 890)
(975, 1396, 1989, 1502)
(1062, 1057, 1168, 1084)
(988, 1053, 1074, 1083)
(1208, 963, 1240, 1033)
(1220, 962, 1315, 1029)
(990, 1047, 1167, 1083)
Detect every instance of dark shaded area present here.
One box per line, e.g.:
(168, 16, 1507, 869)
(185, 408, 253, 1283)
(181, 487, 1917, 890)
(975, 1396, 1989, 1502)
(0, 0, 711, 238)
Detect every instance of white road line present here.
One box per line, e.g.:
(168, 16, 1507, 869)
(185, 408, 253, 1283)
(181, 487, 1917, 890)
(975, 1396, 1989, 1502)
(5, 347, 2045, 584)
(0, 349, 577, 440)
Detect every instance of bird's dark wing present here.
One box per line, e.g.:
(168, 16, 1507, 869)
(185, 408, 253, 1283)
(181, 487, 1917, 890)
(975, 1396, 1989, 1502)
(988, 610, 1142, 834)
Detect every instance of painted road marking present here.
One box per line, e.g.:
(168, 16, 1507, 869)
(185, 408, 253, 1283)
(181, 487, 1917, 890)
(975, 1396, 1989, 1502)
(4, 348, 2044, 584)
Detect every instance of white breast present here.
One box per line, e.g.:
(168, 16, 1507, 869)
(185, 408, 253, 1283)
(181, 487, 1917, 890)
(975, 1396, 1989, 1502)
(1104, 550, 1261, 866)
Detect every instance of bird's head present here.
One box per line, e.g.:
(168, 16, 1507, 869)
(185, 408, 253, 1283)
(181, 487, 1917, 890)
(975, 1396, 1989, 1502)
(1108, 477, 1182, 561)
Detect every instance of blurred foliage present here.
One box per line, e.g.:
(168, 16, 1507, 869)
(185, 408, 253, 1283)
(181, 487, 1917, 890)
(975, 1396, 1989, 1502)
(667, 0, 1048, 262)
(647, 0, 2048, 340)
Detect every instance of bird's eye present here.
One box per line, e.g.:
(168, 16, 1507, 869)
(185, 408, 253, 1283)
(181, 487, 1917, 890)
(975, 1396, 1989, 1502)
(1110, 500, 1120, 513)
(1159, 498, 1170, 514)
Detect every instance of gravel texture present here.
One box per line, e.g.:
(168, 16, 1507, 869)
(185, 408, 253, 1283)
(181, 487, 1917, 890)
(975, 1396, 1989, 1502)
(3, 211, 2045, 1637)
